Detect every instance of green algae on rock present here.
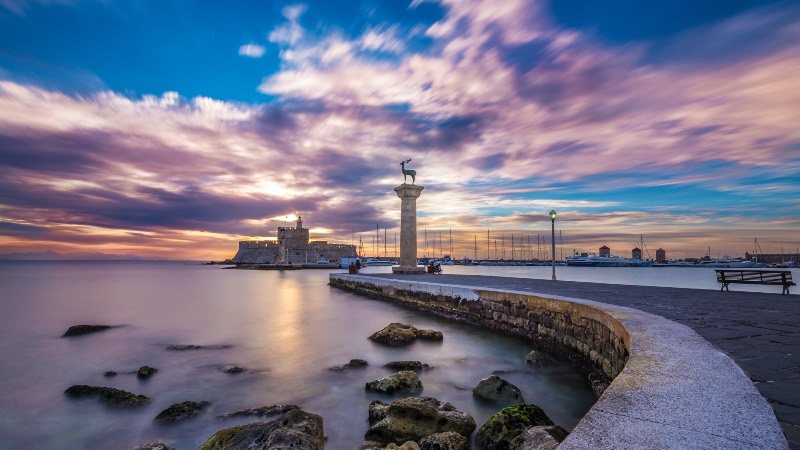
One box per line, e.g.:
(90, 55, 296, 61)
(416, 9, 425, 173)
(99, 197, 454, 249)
(475, 404, 556, 450)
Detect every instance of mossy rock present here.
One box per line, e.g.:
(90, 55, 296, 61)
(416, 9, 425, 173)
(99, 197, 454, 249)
(475, 404, 555, 450)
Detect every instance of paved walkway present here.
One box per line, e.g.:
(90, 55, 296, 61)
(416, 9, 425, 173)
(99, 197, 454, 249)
(367, 273, 800, 448)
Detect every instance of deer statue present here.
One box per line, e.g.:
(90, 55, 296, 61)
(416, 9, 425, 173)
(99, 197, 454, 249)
(400, 159, 416, 184)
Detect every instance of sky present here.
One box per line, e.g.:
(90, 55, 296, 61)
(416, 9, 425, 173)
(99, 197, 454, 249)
(0, 0, 798, 261)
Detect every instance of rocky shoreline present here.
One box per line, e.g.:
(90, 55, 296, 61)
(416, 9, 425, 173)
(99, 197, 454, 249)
(61, 322, 572, 449)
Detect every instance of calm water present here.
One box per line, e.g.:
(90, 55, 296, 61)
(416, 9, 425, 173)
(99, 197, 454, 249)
(415, 263, 799, 294)
(0, 261, 596, 450)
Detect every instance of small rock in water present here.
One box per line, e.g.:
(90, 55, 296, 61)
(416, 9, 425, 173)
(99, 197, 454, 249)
(166, 344, 203, 350)
(509, 425, 569, 450)
(329, 359, 368, 371)
(415, 329, 443, 341)
(219, 365, 246, 374)
(472, 375, 525, 404)
(218, 404, 300, 418)
(365, 396, 476, 445)
(200, 409, 324, 450)
(368, 323, 444, 346)
(64, 385, 149, 407)
(129, 441, 174, 450)
(137, 366, 158, 379)
(384, 361, 430, 371)
(475, 404, 556, 450)
(525, 350, 557, 368)
(369, 323, 418, 346)
(62, 324, 113, 337)
(166, 344, 232, 351)
(419, 431, 469, 450)
(366, 370, 423, 394)
(153, 400, 210, 424)
(104, 371, 118, 377)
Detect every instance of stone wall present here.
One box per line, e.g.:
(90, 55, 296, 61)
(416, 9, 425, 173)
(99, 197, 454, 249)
(231, 241, 279, 264)
(329, 276, 629, 393)
(328, 274, 788, 449)
(232, 240, 356, 264)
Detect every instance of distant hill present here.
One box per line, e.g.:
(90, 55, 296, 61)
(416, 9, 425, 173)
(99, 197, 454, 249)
(0, 251, 156, 261)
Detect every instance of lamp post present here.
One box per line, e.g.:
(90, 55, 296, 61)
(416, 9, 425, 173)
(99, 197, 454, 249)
(549, 210, 557, 281)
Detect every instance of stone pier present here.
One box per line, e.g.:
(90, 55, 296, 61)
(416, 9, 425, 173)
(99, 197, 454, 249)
(392, 183, 425, 274)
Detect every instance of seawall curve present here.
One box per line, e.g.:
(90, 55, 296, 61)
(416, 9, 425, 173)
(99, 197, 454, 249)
(329, 273, 788, 449)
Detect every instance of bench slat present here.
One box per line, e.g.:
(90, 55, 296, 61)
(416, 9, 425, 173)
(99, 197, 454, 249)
(715, 269, 794, 294)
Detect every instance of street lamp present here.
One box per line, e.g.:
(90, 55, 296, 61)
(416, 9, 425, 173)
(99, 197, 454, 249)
(549, 210, 557, 281)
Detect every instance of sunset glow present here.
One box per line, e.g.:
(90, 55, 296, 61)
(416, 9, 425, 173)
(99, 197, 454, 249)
(0, 1, 798, 260)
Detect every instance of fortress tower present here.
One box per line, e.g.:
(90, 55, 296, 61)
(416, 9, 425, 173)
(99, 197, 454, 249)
(277, 216, 310, 264)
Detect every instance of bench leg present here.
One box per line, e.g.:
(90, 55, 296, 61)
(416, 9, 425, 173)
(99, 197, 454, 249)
(720, 283, 729, 292)
(783, 285, 789, 295)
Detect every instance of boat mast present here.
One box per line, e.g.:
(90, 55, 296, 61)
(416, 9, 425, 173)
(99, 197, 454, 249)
(487, 229, 490, 260)
(449, 228, 453, 257)
(474, 234, 477, 260)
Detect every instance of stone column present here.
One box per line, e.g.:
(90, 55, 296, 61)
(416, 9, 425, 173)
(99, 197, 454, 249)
(393, 183, 426, 274)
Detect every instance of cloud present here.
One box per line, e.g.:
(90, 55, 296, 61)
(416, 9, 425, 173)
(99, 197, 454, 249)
(239, 44, 266, 58)
(1, 1, 799, 259)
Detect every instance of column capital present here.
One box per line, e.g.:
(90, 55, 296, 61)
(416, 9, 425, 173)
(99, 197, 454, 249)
(394, 184, 424, 199)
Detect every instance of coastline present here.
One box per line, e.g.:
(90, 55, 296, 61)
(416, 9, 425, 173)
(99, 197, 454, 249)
(330, 272, 790, 449)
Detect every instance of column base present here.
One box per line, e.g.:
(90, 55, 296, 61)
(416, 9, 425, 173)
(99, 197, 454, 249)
(392, 266, 426, 274)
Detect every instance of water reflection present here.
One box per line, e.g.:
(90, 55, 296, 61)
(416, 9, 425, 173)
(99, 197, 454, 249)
(0, 262, 596, 448)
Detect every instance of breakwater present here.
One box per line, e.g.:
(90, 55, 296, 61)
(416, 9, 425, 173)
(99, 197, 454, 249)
(329, 274, 626, 396)
(330, 273, 788, 448)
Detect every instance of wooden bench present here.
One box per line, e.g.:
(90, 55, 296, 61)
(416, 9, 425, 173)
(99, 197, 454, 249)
(715, 269, 795, 295)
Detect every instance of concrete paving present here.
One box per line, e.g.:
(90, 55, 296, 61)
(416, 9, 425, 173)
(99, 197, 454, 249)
(364, 273, 800, 449)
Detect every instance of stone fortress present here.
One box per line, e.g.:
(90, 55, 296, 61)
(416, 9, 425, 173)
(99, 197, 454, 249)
(230, 216, 356, 265)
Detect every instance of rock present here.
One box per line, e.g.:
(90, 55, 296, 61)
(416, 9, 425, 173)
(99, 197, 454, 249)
(167, 344, 203, 350)
(64, 385, 149, 407)
(365, 396, 475, 445)
(384, 361, 430, 371)
(388, 443, 421, 450)
(419, 431, 469, 450)
(368, 400, 389, 424)
(104, 371, 118, 377)
(525, 351, 556, 368)
(218, 404, 300, 418)
(129, 442, 174, 450)
(472, 375, 525, 405)
(219, 365, 246, 374)
(475, 404, 555, 450)
(62, 324, 112, 337)
(369, 323, 419, 346)
(509, 425, 569, 450)
(361, 441, 420, 450)
(137, 366, 158, 379)
(366, 370, 423, 394)
(166, 344, 232, 351)
(369, 324, 444, 346)
(415, 329, 443, 341)
(199, 409, 324, 450)
(330, 359, 369, 371)
(153, 400, 210, 423)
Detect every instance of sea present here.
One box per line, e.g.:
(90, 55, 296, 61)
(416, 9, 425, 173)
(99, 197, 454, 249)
(0, 261, 595, 450)
(0, 261, 794, 449)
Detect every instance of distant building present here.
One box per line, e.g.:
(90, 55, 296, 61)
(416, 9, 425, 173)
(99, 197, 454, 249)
(599, 245, 611, 257)
(632, 247, 642, 260)
(656, 248, 666, 263)
(230, 216, 356, 264)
